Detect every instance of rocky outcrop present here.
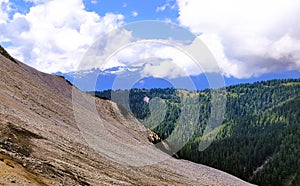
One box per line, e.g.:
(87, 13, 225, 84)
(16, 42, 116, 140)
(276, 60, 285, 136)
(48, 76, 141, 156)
(0, 45, 16, 63)
(148, 130, 161, 144)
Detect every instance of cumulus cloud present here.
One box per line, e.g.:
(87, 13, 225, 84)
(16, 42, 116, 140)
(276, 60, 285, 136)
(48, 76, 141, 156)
(80, 28, 134, 70)
(0, 0, 124, 73)
(177, 0, 300, 78)
(78, 19, 221, 80)
(2, 0, 298, 80)
(99, 38, 212, 79)
(141, 59, 185, 79)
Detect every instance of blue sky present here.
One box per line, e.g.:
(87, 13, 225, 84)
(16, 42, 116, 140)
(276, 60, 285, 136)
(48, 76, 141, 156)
(7, 0, 178, 22)
(84, 0, 178, 22)
(0, 0, 300, 81)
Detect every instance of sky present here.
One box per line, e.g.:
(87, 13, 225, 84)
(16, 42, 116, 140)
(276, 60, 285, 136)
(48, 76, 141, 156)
(0, 0, 300, 80)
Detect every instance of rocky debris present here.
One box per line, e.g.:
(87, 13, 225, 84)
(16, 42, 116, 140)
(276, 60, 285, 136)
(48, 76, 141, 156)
(0, 122, 44, 157)
(0, 49, 255, 185)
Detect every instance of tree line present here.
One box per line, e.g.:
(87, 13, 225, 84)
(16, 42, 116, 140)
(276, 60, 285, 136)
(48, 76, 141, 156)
(91, 79, 300, 186)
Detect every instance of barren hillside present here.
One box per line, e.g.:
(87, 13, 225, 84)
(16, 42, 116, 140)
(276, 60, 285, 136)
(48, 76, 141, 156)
(0, 46, 254, 185)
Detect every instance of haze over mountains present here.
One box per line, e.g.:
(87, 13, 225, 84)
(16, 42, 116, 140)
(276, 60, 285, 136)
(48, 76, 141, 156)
(0, 46, 256, 185)
(55, 66, 300, 91)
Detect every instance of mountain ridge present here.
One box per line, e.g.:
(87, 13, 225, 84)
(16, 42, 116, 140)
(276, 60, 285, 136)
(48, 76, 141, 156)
(92, 79, 300, 185)
(0, 46, 254, 185)
(55, 66, 300, 91)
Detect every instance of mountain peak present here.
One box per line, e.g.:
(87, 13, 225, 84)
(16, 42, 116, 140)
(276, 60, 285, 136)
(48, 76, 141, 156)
(0, 45, 17, 63)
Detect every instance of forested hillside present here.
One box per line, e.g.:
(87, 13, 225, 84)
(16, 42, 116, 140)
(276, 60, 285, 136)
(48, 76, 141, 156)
(93, 79, 300, 185)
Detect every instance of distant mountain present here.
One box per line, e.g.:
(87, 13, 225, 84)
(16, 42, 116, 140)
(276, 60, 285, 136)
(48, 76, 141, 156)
(55, 66, 176, 91)
(55, 66, 300, 91)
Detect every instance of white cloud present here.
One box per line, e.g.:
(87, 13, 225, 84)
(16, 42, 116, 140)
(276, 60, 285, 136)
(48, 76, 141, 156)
(131, 11, 138, 17)
(0, 0, 9, 24)
(80, 28, 134, 70)
(100, 39, 209, 79)
(156, 5, 167, 12)
(0, 0, 124, 73)
(141, 59, 186, 79)
(74, 20, 221, 80)
(177, 0, 300, 78)
(156, 0, 177, 12)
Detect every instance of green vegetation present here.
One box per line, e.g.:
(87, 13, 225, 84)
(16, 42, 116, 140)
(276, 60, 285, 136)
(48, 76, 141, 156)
(92, 79, 300, 185)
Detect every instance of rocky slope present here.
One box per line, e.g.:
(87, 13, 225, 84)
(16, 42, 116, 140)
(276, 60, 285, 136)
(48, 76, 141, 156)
(0, 46, 254, 185)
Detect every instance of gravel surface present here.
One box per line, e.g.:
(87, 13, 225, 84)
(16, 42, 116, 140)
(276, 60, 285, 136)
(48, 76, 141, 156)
(0, 51, 255, 185)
